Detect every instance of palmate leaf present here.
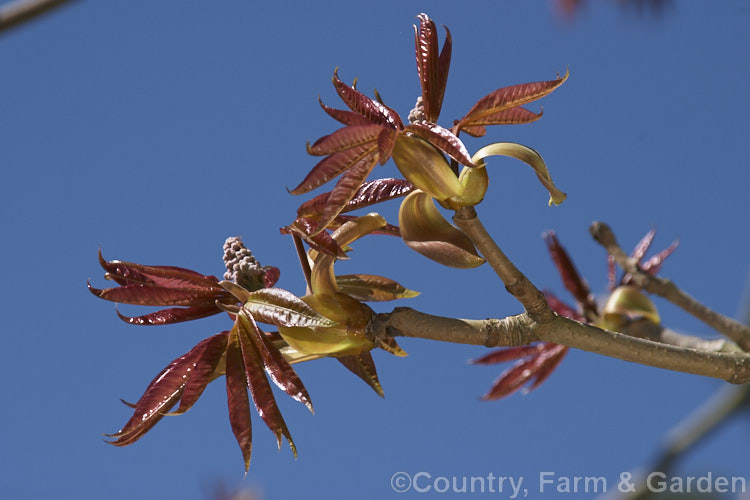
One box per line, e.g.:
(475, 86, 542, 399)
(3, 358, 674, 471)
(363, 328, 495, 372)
(332, 69, 403, 130)
(335, 274, 420, 302)
(414, 13, 452, 122)
(106, 332, 228, 446)
(456, 70, 568, 133)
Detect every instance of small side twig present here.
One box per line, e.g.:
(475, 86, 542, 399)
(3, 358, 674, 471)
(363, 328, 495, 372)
(0, 0, 74, 33)
(590, 221, 750, 351)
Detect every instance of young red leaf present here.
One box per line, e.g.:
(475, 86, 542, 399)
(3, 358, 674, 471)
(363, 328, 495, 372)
(307, 124, 382, 156)
(331, 69, 403, 130)
(290, 144, 373, 195)
(116, 304, 223, 326)
(336, 352, 384, 397)
(527, 344, 568, 391)
(313, 148, 379, 234)
(347, 178, 414, 211)
(171, 333, 229, 414)
(318, 96, 373, 126)
(225, 325, 254, 472)
(457, 70, 568, 131)
(263, 267, 281, 288)
(414, 13, 451, 122)
(106, 334, 224, 446)
(237, 315, 296, 457)
(543, 231, 597, 317)
(98, 251, 222, 291)
(608, 254, 617, 291)
(88, 282, 221, 307)
(453, 107, 543, 137)
(297, 178, 414, 219)
(641, 240, 679, 276)
(631, 227, 656, 264)
(404, 122, 475, 167)
(239, 312, 313, 412)
(470, 344, 547, 365)
(377, 127, 398, 164)
(281, 217, 347, 259)
(481, 358, 538, 400)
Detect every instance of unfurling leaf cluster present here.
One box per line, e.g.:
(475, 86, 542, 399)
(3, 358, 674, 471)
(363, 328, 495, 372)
(287, 13, 567, 269)
(91, 12, 571, 472)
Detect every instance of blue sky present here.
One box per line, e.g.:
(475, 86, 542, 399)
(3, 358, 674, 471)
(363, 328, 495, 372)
(1, 1, 749, 499)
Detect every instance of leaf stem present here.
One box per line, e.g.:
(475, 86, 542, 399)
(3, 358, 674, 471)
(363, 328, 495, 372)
(452, 206, 553, 323)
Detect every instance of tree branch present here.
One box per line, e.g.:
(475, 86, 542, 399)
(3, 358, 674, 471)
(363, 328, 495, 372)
(453, 206, 554, 323)
(0, 0, 74, 33)
(590, 221, 750, 351)
(370, 307, 750, 384)
(619, 319, 741, 353)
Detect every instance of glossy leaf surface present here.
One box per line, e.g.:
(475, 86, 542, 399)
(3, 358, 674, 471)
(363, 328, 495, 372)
(457, 70, 568, 133)
(404, 122, 475, 167)
(392, 135, 463, 201)
(414, 13, 451, 122)
(241, 287, 337, 328)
